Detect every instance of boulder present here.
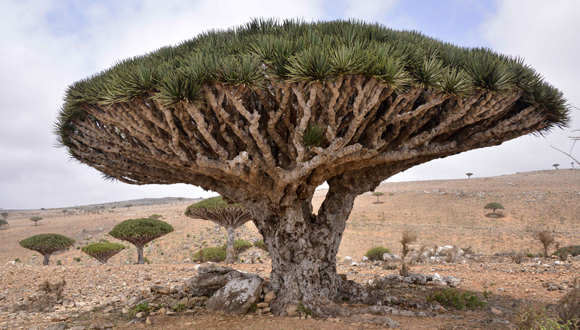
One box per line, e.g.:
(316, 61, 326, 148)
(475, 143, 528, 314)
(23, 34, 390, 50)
(204, 276, 264, 314)
(443, 276, 460, 287)
(404, 274, 426, 285)
(197, 263, 236, 275)
(185, 270, 243, 296)
(382, 253, 401, 263)
(343, 256, 353, 263)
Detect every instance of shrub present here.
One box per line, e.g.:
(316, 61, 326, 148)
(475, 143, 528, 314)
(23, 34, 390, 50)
(515, 303, 575, 330)
(81, 241, 126, 264)
(19, 234, 75, 266)
(399, 229, 417, 276)
(365, 246, 391, 261)
(148, 214, 163, 220)
(0, 219, 7, 229)
(232, 239, 252, 252)
(254, 240, 268, 252)
(192, 246, 227, 262)
(558, 278, 580, 328)
(555, 246, 580, 257)
(427, 289, 486, 310)
(537, 230, 556, 259)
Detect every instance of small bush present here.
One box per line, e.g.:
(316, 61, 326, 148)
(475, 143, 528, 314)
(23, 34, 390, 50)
(558, 278, 580, 328)
(232, 239, 252, 252)
(537, 230, 556, 259)
(73, 257, 81, 262)
(254, 240, 268, 252)
(427, 289, 486, 310)
(56, 260, 62, 265)
(555, 246, 580, 257)
(134, 302, 151, 313)
(192, 246, 226, 262)
(365, 246, 391, 261)
(297, 302, 313, 316)
(515, 303, 575, 330)
(148, 214, 163, 220)
(38, 279, 66, 301)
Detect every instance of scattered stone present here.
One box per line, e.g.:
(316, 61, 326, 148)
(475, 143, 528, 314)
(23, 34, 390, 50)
(165, 311, 177, 315)
(286, 304, 298, 317)
(257, 302, 269, 308)
(263, 290, 276, 303)
(150, 286, 171, 295)
(45, 323, 68, 330)
(343, 256, 353, 263)
(382, 253, 402, 263)
(491, 307, 503, 316)
(69, 327, 86, 330)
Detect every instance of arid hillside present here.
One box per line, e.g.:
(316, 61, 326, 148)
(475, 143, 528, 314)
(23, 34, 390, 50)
(1, 169, 579, 265)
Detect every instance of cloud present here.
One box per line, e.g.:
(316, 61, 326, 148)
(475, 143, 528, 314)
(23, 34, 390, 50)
(388, 0, 580, 183)
(0, 0, 325, 209)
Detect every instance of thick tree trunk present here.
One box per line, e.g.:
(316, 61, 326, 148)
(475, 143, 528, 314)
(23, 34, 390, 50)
(225, 227, 236, 264)
(254, 177, 361, 316)
(136, 245, 145, 264)
(43, 254, 50, 266)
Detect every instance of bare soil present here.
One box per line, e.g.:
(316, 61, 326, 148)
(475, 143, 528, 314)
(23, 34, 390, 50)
(1, 169, 579, 329)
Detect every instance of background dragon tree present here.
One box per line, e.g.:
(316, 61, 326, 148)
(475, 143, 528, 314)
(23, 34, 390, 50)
(56, 19, 569, 315)
(186, 196, 252, 263)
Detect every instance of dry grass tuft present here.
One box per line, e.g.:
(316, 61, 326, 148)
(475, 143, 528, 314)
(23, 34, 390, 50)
(538, 230, 556, 259)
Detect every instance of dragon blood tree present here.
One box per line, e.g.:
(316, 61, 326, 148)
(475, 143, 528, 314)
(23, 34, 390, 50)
(19, 234, 75, 265)
(55, 19, 569, 315)
(81, 240, 126, 264)
(109, 218, 173, 264)
(186, 196, 252, 263)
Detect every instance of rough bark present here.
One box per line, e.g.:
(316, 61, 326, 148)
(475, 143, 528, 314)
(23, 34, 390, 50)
(42, 254, 50, 266)
(226, 227, 236, 264)
(136, 245, 145, 264)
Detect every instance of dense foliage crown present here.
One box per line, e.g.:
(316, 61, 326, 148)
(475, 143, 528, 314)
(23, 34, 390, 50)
(186, 196, 241, 212)
(19, 234, 75, 250)
(57, 18, 568, 145)
(109, 218, 174, 238)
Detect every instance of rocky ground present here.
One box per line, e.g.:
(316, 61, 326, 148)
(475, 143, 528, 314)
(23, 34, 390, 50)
(1, 169, 579, 329)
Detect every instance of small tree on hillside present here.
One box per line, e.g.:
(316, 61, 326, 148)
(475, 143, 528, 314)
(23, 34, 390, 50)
(81, 240, 126, 264)
(537, 230, 555, 259)
(372, 192, 385, 204)
(399, 229, 418, 277)
(484, 202, 505, 214)
(125, 204, 133, 211)
(30, 217, 43, 226)
(109, 218, 174, 264)
(19, 234, 75, 266)
(1, 212, 8, 220)
(0, 219, 8, 230)
(553, 164, 560, 170)
(466, 173, 473, 178)
(186, 196, 252, 263)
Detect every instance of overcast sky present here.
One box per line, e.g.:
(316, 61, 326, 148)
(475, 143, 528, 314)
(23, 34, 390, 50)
(1, 0, 578, 210)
